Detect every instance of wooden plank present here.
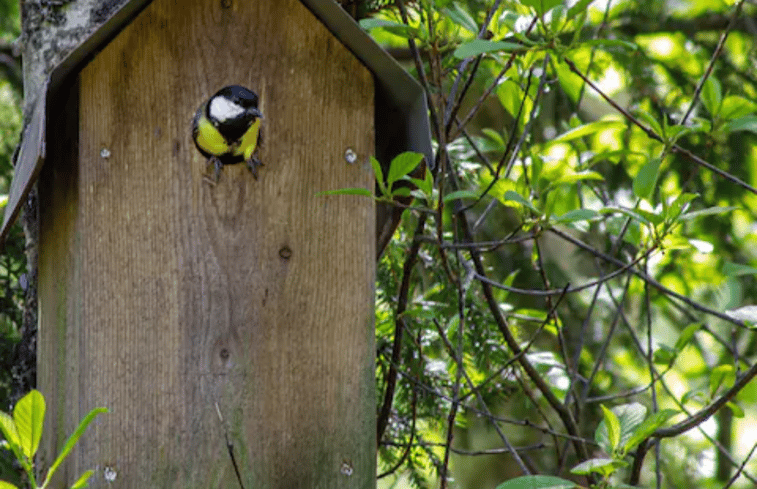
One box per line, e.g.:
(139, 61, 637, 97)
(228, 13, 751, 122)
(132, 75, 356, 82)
(38, 0, 375, 487)
(37, 77, 80, 487)
(0, 83, 46, 244)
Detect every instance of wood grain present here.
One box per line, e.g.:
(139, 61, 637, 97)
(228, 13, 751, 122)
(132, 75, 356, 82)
(38, 0, 375, 487)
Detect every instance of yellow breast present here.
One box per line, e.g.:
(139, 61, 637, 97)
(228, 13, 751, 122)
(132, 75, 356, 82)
(195, 115, 231, 156)
(234, 118, 262, 161)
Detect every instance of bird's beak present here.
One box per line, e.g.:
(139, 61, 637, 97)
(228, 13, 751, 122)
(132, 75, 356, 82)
(252, 108, 263, 119)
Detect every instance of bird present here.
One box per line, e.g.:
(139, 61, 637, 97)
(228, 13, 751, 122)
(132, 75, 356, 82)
(192, 85, 264, 181)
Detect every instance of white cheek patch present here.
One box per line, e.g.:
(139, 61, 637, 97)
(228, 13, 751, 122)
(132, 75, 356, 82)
(209, 97, 246, 122)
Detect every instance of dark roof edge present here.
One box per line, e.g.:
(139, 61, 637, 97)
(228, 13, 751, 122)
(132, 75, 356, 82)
(1, 0, 434, 243)
(49, 0, 155, 96)
(0, 0, 155, 243)
(0, 84, 46, 244)
(302, 0, 433, 163)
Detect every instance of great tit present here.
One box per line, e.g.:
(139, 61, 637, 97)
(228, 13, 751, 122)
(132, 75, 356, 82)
(192, 85, 263, 180)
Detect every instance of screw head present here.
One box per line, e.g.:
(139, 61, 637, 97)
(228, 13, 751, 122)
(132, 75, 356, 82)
(344, 148, 357, 164)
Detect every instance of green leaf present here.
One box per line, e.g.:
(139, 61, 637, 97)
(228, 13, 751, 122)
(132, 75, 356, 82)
(500, 10, 522, 30)
(700, 77, 722, 116)
(600, 405, 621, 452)
(719, 96, 757, 121)
(633, 157, 662, 200)
(722, 262, 757, 277)
(407, 167, 434, 198)
(551, 171, 604, 186)
(443, 190, 479, 203)
(566, 0, 594, 19)
(635, 111, 663, 138)
(553, 209, 599, 224)
(0, 481, 18, 489)
(453, 39, 524, 59)
(582, 38, 638, 52)
(719, 95, 757, 121)
(596, 403, 646, 455)
(443, 3, 478, 33)
(570, 457, 620, 476)
(652, 346, 676, 365)
(679, 206, 736, 221)
(552, 120, 624, 142)
(495, 475, 577, 489)
(497, 80, 528, 119)
(503, 190, 539, 213)
(664, 123, 696, 144)
(623, 219, 642, 246)
(666, 192, 699, 220)
(724, 115, 757, 134)
(0, 412, 19, 450)
(635, 207, 663, 226)
(391, 187, 411, 198)
(43, 407, 108, 487)
(315, 188, 373, 198)
(371, 157, 387, 195)
(14, 390, 44, 460)
(622, 409, 678, 453)
(727, 402, 745, 418)
(358, 18, 415, 37)
(482, 128, 506, 150)
(548, 5, 567, 32)
(409, 189, 426, 200)
(520, 0, 563, 15)
(70, 470, 94, 489)
(709, 365, 735, 395)
(407, 178, 430, 197)
(682, 390, 705, 405)
(600, 206, 650, 225)
(387, 152, 424, 187)
(674, 323, 703, 351)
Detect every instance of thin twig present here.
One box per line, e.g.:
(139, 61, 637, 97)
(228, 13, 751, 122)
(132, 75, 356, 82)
(547, 227, 748, 327)
(444, 0, 503, 131)
(643, 258, 663, 489)
(681, 0, 746, 125)
(655, 363, 757, 439)
(723, 441, 757, 489)
(377, 369, 418, 479)
(432, 318, 531, 475)
(579, 275, 632, 402)
(449, 15, 539, 142)
(629, 362, 757, 484)
(562, 57, 757, 196)
(447, 188, 593, 479)
(397, 0, 441, 141)
(215, 403, 245, 489)
(376, 214, 428, 445)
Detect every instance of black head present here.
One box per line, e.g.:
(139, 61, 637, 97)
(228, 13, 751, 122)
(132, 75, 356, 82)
(213, 85, 259, 110)
(206, 85, 262, 143)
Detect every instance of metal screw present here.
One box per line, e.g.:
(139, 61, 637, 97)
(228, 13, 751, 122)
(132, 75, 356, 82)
(340, 460, 354, 476)
(100, 148, 111, 159)
(104, 466, 117, 482)
(344, 148, 357, 164)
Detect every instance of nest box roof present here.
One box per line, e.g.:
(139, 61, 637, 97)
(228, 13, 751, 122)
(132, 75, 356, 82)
(0, 0, 432, 243)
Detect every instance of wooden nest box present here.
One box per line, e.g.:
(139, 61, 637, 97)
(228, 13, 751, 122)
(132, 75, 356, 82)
(1, 0, 431, 487)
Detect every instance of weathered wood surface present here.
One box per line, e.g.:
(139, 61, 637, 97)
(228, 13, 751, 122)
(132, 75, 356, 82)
(38, 0, 375, 487)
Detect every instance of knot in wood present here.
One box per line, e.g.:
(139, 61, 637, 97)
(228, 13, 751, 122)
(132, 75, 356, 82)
(279, 246, 293, 260)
